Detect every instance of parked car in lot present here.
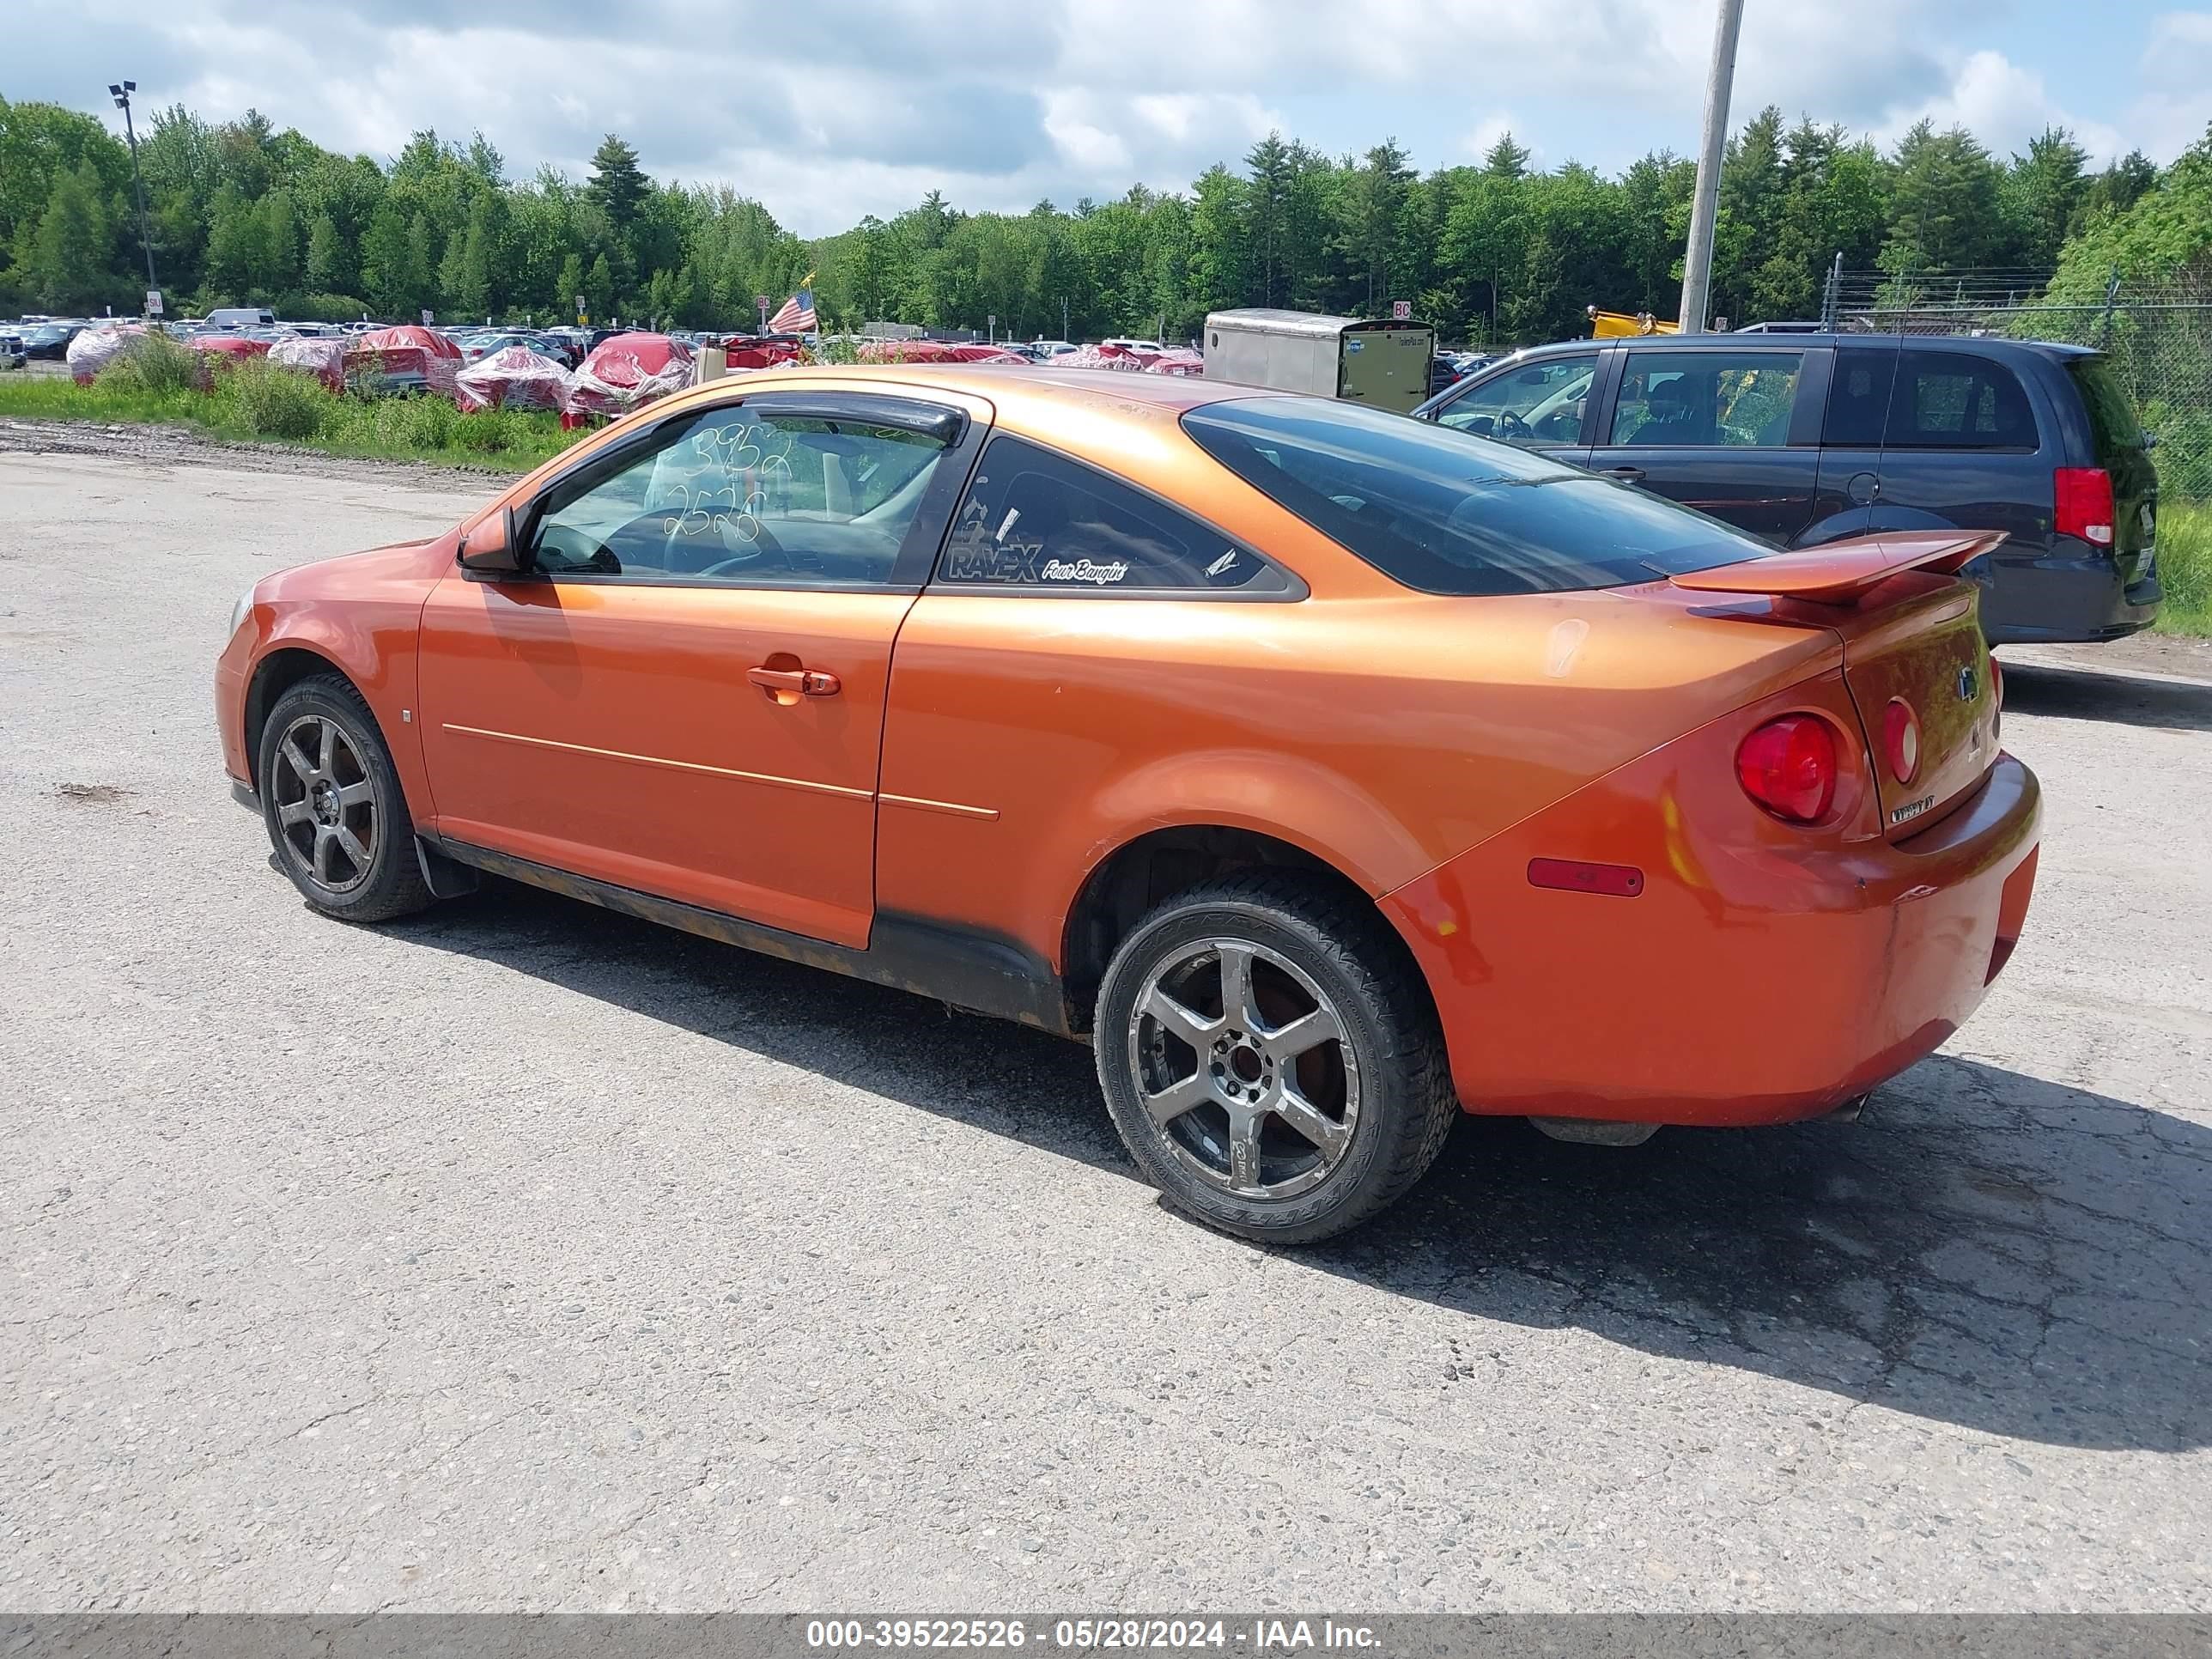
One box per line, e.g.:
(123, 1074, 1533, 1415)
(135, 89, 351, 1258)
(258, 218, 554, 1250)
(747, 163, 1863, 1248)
(1413, 333, 2161, 644)
(217, 368, 2039, 1243)
(459, 331, 565, 365)
(0, 329, 25, 370)
(17, 321, 82, 359)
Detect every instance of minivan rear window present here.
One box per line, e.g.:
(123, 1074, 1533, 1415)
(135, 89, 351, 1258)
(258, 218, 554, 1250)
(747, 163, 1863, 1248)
(2064, 356, 2145, 460)
(1182, 397, 1770, 597)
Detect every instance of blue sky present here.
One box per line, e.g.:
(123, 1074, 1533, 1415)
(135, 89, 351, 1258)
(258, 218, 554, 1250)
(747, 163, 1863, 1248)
(10, 1, 2208, 237)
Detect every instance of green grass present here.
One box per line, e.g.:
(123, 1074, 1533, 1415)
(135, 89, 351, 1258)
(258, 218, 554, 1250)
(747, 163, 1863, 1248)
(0, 349, 586, 472)
(2154, 499, 2212, 636)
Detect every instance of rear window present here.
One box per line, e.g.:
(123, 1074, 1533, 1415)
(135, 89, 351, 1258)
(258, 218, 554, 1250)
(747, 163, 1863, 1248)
(1182, 397, 1770, 598)
(2064, 356, 2145, 460)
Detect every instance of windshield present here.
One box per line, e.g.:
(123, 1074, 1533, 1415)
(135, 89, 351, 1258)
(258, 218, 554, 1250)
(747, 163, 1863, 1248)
(1181, 397, 1771, 597)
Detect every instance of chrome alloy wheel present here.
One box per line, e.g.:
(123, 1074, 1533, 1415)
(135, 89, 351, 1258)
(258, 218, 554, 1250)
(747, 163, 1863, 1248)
(1125, 938, 1362, 1200)
(269, 713, 379, 895)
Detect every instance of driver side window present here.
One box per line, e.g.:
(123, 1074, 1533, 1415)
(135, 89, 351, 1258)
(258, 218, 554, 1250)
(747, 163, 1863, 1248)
(529, 402, 954, 587)
(1435, 354, 1599, 447)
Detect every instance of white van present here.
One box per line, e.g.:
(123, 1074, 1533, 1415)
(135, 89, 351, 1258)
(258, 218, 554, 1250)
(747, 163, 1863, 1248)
(205, 307, 276, 330)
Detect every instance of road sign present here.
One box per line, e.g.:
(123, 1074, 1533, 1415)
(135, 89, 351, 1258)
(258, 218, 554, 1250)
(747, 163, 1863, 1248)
(1391, 299, 1412, 321)
(421, 308, 434, 326)
(145, 289, 163, 316)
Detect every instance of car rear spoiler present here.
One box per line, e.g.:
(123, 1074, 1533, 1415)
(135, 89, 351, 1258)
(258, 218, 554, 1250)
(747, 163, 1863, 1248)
(1668, 530, 2005, 606)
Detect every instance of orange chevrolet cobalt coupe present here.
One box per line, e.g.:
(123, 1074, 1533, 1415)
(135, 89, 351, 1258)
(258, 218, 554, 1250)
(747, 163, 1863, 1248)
(216, 367, 2040, 1242)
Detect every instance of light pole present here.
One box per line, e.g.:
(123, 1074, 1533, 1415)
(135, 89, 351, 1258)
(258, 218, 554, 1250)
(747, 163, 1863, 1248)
(1676, 0, 1746, 334)
(108, 81, 159, 306)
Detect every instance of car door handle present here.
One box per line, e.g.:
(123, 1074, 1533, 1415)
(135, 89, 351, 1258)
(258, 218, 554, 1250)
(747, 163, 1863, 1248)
(746, 665, 841, 697)
(1598, 465, 1646, 483)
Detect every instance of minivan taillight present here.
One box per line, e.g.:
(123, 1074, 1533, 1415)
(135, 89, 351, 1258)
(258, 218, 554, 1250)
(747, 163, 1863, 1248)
(1735, 715, 1838, 824)
(2055, 467, 2114, 549)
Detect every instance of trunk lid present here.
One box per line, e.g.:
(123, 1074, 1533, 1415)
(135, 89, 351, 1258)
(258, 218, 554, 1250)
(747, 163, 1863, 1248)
(1672, 530, 2003, 837)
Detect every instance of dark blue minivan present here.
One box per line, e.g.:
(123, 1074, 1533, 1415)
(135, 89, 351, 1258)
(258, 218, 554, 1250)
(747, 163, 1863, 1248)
(1413, 333, 2161, 643)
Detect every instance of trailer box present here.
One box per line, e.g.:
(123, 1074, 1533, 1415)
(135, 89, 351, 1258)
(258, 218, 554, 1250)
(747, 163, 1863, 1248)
(1201, 308, 1435, 413)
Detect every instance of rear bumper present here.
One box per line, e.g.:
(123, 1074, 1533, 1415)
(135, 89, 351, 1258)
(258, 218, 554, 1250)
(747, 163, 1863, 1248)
(1975, 544, 2160, 645)
(1382, 744, 2041, 1128)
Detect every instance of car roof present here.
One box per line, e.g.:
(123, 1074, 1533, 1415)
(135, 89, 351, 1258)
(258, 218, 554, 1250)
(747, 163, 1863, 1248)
(702, 361, 1262, 415)
(1504, 331, 2094, 362)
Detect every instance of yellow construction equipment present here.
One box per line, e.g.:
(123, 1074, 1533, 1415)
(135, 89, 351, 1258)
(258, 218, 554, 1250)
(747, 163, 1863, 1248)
(1587, 307, 1680, 338)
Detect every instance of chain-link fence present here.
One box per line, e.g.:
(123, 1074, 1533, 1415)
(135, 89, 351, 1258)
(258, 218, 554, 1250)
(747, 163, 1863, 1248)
(1822, 268, 2212, 500)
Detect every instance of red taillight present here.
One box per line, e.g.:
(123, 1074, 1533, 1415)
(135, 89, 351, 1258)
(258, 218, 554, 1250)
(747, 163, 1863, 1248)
(1735, 714, 1838, 824)
(2055, 467, 2114, 549)
(1882, 698, 1922, 783)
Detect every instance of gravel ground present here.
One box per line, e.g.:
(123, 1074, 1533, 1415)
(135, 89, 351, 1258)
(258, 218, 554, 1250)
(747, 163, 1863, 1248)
(2, 451, 2207, 1613)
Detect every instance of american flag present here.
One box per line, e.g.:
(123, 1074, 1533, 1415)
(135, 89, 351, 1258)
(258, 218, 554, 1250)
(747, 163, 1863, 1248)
(769, 282, 817, 334)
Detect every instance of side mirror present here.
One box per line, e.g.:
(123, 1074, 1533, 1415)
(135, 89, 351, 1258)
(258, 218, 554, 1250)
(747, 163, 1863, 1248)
(458, 504, 525, 574)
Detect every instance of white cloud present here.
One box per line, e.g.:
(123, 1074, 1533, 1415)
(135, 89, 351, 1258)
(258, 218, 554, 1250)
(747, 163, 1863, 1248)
(1873, 47, 2127, 162)
(9, 0, 2201, 237)
(2129, 9, 2212, 161)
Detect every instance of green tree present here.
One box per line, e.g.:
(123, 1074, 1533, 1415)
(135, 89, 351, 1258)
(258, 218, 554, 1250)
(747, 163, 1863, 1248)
(304, 210, 347, 293)
(441, 194, 501, 319)
(1185, 163, 1249, 321)
(584, 134, 647, 238)
(2078, 149, 2160, 228)
(16, 159, 115, 312)
(1340, 138, 1415, 313)
(2050, 129, 2212, 294)
(406, 213, 436, 313)
(1885, 120, 2007, 273)
(1482, 131, 1531, 181)
(2005, 126, 2089, 268)
(0, 100, 131, 257)
(257, 188, 301, 295)
(360, 201, 422, 315)
(203, 183, 260, 299)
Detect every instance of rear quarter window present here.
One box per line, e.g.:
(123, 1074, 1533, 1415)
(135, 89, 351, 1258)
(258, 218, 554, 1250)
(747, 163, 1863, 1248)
(1182, 396, 1771, 598)
(1888, 351, 2038, 450)
(934, 435, 1297, 595)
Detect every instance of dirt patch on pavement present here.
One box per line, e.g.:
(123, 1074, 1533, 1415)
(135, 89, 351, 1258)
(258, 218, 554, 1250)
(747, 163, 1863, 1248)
(53, 782, 134, 805)
(2009, 632, 2212, 681)
(0, 416, 526, 489)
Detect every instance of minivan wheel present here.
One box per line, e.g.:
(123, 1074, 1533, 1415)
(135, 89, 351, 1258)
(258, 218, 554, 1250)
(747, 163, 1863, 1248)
(1094, 873, 1458, 1243)
(258, 674, 433, 924)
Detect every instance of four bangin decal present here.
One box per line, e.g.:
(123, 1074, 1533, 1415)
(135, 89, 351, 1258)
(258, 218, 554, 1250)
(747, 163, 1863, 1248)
(1041, 558, 1130, 585)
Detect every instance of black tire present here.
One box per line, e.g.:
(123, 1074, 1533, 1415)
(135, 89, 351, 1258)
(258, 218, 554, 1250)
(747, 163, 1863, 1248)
(1094, 872, 1457, 1243)
(257, 673, 434, 924)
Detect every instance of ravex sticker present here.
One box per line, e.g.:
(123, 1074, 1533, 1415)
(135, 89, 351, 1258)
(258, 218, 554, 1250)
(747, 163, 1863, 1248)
(1042, 558, 1129, 585)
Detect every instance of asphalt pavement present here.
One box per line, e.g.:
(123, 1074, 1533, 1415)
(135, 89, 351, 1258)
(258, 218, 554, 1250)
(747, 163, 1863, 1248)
(1, 445, 2207, 1612)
